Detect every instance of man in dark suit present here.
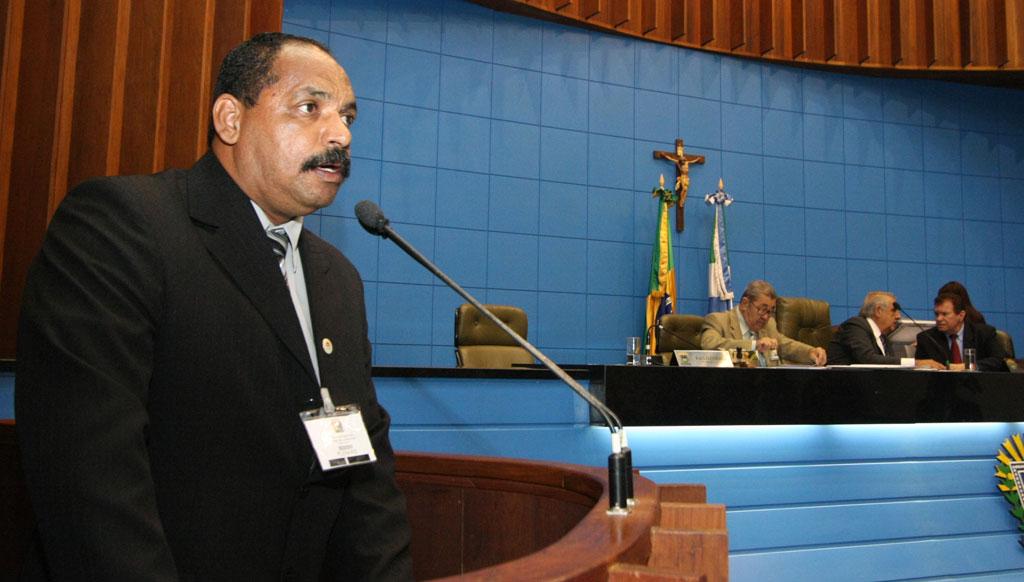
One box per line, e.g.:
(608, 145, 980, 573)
(827, 291, 903, 365)
(914, 292, 1009, 372)
(16, 33, 412, 580)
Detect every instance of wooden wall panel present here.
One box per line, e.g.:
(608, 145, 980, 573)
(748, 0, 773, 55)
(1008, 0, 1024, 67)
(0, 0, 22, 277)
(868, 0, 901, 67)
(688, 0, 714, 46)
(0, 0, 284, 359)
(0, 0, 66, 360)
(65, 2, 119, 200)
(803, 0, 835, 62)
(970, 0, 1008, 68)
(641, 0, 657, 34)
(933, 0, 967, 68)
(164, 0, 213, 170)
(471, 0, 1024, 78)
(121, 0, 172, 175)
(837, 0, 869, 64)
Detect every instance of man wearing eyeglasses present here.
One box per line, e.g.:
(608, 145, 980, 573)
(826, 291, 903, 365)
(701, 280, 827, 366)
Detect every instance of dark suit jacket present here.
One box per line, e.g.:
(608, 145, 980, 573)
(827, 316, 901, 365)
(914, 320, 1009, 372)
(16, 154, 412, 580)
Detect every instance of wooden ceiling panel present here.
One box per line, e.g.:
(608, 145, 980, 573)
(470, 0, 1024, 85)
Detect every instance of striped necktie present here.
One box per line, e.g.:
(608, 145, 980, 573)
(267, 227, 289, 280)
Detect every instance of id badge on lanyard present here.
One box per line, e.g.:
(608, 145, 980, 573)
(300, 388, 377, 471)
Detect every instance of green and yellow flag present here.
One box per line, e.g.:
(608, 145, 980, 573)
(646, 175, 678, 353)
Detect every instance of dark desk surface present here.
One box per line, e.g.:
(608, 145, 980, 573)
(591, 365, 1024, 425)
(7, 360, 1022, 425)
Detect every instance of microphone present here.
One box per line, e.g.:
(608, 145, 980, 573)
(355, 200, 635, 513)
(893, 302, 946, 363)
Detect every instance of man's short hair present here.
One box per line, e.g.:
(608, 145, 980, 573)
(207, 32, 331, 144)
(934, 292, 965, 313)
(859, 291, 896, 318)
(741, 280, 777, 303)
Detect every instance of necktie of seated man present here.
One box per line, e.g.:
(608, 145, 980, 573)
(949, 334, 962, 364)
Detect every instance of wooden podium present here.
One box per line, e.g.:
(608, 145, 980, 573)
(1, 422, 728, 580)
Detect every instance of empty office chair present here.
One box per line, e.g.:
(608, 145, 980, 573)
(774, 296, 834, 349)
(655, 314, 705, 364)
(454, 304, 534, 368)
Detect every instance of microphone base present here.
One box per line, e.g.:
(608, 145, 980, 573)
(607, 451, 631, 514)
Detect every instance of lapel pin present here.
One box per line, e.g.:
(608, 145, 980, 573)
(321, 338, 334, 355)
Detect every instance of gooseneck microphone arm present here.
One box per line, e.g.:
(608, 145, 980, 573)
(894, 303, 946, 360)
(355, 200, 634, 512)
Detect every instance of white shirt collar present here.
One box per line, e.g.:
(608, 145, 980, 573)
(735, 307, 755, 338)
(866, 316, 885, 353)
(250, 201, 304, 248)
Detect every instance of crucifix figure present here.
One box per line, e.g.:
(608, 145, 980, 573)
(653, 139, 705, 232)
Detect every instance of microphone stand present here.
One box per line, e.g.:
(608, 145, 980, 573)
(357, 202, 634, 513)
(894, 304, 946, 365)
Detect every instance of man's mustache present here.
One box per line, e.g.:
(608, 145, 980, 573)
(301, 148, 350, 177)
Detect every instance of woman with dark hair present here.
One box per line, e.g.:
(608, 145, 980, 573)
(938, 281, 986, 324)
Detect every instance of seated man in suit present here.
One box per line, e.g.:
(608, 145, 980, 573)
(915, 292, 1009, 371)
(827, 291, 903, 365)
(701, 280, 827, 366)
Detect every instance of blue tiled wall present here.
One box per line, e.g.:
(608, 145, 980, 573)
(285, 0, 1024, 366)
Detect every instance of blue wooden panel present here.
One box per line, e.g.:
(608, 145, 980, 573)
(439, 55, 492, 117)
(763, 110, 803, 160)
(843, 119, 885, 166)
(762, 65, 801, 112)
(728, 496, 1016, 551)
(492, 65, 541, 125)
(803, 114, 844, 163)
(588, 34, 634, 86)
(644, 458, 1004, 506)
(721, 57, 762, 107)
(637, 42, 677, 93)
(842, 76, 883, 121)
(730, 533, 1024, 582)
(492, 11, 543, 71)
(386, 0, 441, 52)
(385, 46, 440, 109)
(883, 122, 923, 171)
(0, 373, 13, 418)
(440, 0, 493, 60)
(722, 103, 763, 155)
(623, 423, 1024, 467)
(376, 376, 587, 425)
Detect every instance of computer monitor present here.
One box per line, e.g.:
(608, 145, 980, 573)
(888, 318, 935, 358)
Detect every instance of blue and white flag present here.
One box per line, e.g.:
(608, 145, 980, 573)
(705, 179, 734, 313)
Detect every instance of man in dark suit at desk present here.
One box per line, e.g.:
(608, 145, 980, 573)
(914, 292, 1009, 372)
(827, 291, 903, 365)
(16, 33, 412, 580)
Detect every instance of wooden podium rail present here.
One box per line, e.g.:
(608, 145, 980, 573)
(397, 452, 728, 581)
(0, 422, 728, 580)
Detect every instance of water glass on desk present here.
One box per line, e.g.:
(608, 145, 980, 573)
(626, 337, 641, 365)
(964, 348, 977, 371)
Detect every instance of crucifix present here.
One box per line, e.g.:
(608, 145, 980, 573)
(653, 139, 705, 232)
